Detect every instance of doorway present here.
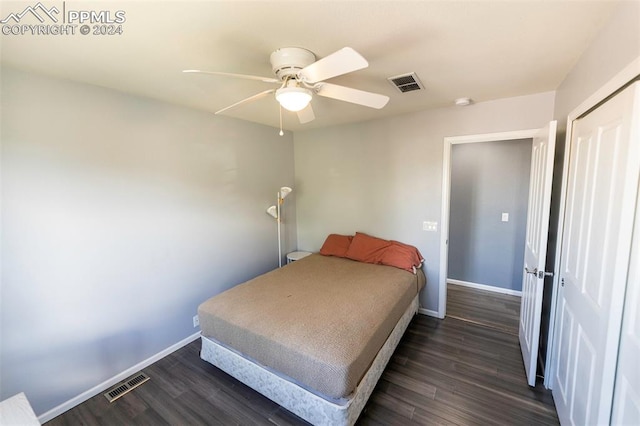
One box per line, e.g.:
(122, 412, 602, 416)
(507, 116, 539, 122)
(445, 138, 532, 333)
(440, 125, 558, 387)
(438, 129, 539, 319)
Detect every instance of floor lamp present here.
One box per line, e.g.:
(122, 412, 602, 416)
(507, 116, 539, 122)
(266, 186, 292, 268)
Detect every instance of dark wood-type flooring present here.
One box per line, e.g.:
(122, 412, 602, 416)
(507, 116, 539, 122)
(47, 287, 557, 425)
(446, 283, 521, 336)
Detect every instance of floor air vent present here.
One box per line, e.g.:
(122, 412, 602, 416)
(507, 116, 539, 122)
(387, 72, 424, 93)
(104, 372, 150, 403)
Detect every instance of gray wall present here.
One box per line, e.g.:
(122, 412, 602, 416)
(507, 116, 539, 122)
(552, 0, 640, 133)
(294, 91, 555, 313)
(0, 67, 296, 416)
(448, 139, 532, 292)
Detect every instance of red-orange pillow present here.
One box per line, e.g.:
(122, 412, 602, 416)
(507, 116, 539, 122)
(380, 241, 424, 273)
(345, 232, 391, 263)
(319, 234, 353, 257)
(391, 240, 424, 265)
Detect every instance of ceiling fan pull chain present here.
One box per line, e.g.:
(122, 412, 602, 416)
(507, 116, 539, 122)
(279, 104, 284, 136)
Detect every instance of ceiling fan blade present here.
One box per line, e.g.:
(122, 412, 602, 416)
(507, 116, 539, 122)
(298, 47, 368, 84)
(297, 104, 315, 124)
(316, 83, 389, 109)
(183, 70, 279, 84)
(215, 89, 275, 115)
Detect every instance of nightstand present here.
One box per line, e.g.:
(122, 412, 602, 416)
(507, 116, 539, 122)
(286, 251, 312, 264)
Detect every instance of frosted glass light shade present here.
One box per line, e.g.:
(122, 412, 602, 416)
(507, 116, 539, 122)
(266, 205, 278, 219)
(276, 87, 312, 112)
(280, 187, 292, 199)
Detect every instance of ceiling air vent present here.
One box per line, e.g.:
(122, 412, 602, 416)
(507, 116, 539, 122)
(387, 72, 424, 93)
(104, 372, 150, 403)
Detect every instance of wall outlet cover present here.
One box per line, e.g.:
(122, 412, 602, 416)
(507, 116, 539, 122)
(423, 221, 438, 232)
(193, 315, 199, 328)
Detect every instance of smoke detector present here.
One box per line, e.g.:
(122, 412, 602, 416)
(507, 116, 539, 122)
(454, 97, 473, 106)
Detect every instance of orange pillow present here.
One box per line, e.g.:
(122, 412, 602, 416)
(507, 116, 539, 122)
(345, 232, 391, 263)
(380, 241, 424, 273)
(391, 240, 424, 265)
(319, 234, 353, 257)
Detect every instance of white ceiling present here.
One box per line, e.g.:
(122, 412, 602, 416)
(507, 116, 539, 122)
(0, 1, 618, 131)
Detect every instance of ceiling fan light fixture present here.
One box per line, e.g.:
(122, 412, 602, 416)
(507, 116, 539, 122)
(276, 87, 312, 112)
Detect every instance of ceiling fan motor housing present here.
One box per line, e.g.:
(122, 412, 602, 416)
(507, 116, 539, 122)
(270, 47, 316, 80)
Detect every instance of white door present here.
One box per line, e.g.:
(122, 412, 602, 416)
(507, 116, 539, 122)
(611, 187, 640, 425)
(519, 121, 557, 387)
(552, 82, 640, 425)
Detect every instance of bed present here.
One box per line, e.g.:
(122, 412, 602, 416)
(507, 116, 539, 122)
(198, 234, 425, 425)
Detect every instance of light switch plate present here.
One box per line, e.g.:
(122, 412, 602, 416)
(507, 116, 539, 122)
(502, 213, 509, 222)
(423, 221, 438, 232)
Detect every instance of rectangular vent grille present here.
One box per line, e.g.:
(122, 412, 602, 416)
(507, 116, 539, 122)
(388, 72, 424, 93)
(104, 372, 150, 403)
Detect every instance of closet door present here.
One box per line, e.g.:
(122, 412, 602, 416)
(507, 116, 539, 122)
(610, 179, 640, 424)
(552, 82, 640, 425)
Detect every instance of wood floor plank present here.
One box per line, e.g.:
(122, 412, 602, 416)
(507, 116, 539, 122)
(381, 370, 437, 399)
(382, 381, 435, 411)
(446, 284, 521, 335)
(369, 390, 416, 420)
(47, 286, 557, 425)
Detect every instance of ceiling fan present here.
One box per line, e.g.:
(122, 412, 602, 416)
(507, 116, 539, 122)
(183, 47, 390, 125)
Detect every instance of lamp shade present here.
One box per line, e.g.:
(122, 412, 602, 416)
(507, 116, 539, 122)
(266, 205, 278, 219)
(275, 87, 312, 112)
(280, 187, 293, 199)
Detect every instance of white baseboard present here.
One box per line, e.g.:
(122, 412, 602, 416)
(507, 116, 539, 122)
(447, 279, 522, 297)
(38, 331, 201, 424)
(418, 307, 440, 317)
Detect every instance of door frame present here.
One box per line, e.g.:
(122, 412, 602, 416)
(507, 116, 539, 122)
(438, 128, 539, 319)
(546, 56, 640, 389)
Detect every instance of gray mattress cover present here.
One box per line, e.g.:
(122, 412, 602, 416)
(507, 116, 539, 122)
(198, 254, 425, 399)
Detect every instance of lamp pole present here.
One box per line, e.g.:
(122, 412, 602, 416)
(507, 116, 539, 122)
(277, 190, 282, 268)
(267, 187, 292, 268)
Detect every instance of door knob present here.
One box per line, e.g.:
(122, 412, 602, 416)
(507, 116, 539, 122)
(537, 270, 554, 279)
(525, 267, 554, 279)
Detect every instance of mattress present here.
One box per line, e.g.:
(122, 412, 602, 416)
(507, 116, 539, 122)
(198, 254, 425, 399)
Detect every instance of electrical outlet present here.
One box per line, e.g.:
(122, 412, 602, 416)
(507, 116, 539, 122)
(193, 315, 199, 328)
(502, 212, 509, 222)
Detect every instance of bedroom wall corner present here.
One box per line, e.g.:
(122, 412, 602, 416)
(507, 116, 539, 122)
(552, 0, 640, 133)
(0, 66, 295, 417)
